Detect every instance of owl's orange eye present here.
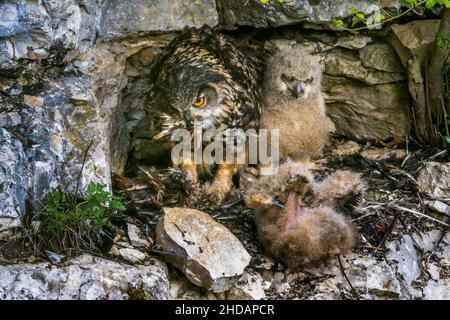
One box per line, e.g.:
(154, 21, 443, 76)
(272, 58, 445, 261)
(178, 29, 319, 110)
(193, 96, 206, 107)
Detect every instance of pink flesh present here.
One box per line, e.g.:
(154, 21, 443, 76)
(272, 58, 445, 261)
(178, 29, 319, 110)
(283, 192, 307, 230)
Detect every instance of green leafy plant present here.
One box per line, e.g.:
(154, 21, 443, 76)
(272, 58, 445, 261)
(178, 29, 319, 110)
(435, 31, 450, 147)
(36, 182, 124, 252)
(437, 31, 450, 49)
(333, 0, 449, 30)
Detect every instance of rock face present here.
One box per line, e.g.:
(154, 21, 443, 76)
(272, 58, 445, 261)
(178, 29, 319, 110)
(216, 0, 400, 28)
(0, 128, 27, 232)
(391, 20, 442, 57)
(0, 69, 110, 219)
(156, 207, 252, 293)
(0, 254, 170, 300)
(100, 0, 219, 40)
(417, 162, 450, 198)
(423, 279, 450, 300)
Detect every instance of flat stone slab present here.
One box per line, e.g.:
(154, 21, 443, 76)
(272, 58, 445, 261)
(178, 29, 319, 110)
(156, 207, 251, 292)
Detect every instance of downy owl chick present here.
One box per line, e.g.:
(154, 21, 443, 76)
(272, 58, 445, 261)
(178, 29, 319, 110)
(260, 46, 334, 170)
(245, 161, 365, 268)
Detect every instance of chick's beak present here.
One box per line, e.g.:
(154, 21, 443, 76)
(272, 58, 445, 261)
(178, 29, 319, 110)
(291, 82, 304, 99)
(271, 199, 285, 208)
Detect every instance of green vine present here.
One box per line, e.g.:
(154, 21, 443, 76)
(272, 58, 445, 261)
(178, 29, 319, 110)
(333, 0, 450, 31)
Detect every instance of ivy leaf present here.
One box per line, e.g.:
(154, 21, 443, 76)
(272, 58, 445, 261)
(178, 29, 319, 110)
(374, 12, 385, 22)
(443, 136, 450, 148)
(333, 19, 344, 28)
(436, 32, 450, 49)
(401, 0, 419, 7)
(352, 17, 362, 27)
(426, 0, 436, 8)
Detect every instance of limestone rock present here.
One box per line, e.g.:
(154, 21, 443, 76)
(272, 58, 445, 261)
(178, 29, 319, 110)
(335, 35, 372, 50)
(416, 229, 449, 256)
(119, 248, 147, 264)
(169, 276, 211, 300)
(359, 44, 405, 73)
(417, 162, 450, 198)
(423, 279, 450, 300)
(0, 128, 27, 231)
(0, 254, 169, 300)
(127, 223, 151, 248)
(100, 0, 219, 40)
(156, 207, 251, 293)
(335, 255, 407, 299)
(217, 0, 401, 29)
(391, 20, 441, 56)
(325, 83, 409, 141)
(227, 272, 266, 300)
(427, 264, 441, 281)
(0, 74, 110, 219)
(309, 279, 342, 300)
(324, 49, 405, 85)
(425, 200, 450, 216)
(386, 236, 421, 288)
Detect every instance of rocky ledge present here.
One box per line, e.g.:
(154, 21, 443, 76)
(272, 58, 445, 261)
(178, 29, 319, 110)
(1, 1, 449, 300)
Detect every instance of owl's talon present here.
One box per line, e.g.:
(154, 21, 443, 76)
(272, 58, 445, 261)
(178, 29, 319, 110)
(204, 182, 232, 206)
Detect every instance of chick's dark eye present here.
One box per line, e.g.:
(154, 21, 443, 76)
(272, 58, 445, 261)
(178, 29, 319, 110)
(280, 74, 294, 82)
(193, 95, 206, 107)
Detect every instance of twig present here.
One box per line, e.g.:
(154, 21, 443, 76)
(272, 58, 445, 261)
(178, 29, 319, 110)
(388, 167, 419, 185)
(221, 197, 244, 209)
(388, 204, 450, 227)
(436, 227, 448, 248)
(353, 212, 378, 221)
(337, 255, 360, 300)
(74, 140, 93, 203)
(418, 149, 447, 165)
(357, 244, 387, 252)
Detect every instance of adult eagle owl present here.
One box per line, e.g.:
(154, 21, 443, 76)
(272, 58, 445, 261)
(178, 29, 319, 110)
(148, 26, 264, 203)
